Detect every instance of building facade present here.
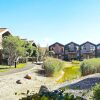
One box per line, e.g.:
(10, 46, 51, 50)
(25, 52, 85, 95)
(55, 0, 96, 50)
(0, 28, 36, 64)
(80, 41, 96, 60)
(49, 41, 100, 61)
(64, 42, 80, 60)
(49, 42, 64, 59)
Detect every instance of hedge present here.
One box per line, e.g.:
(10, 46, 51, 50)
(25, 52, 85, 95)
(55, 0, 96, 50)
(43, 57, 65, 76)
(80, 58, 100, 76)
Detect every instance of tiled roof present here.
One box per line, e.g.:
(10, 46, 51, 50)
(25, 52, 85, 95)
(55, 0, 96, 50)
(65, 42, 79, 46)
(49, 42, 64, 47)
(0, 28, 7, 33)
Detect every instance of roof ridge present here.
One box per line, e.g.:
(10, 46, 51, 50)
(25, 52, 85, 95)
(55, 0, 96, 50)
(0, 27, 7, 29)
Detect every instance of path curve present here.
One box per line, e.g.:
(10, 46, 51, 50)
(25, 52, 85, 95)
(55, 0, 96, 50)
(0, 62, 34, 76)
(57, 73, 100, 89)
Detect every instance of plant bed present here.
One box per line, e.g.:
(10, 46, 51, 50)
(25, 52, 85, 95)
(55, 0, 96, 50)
(80, 58, 100, 76)
(57, 65, 81, 83)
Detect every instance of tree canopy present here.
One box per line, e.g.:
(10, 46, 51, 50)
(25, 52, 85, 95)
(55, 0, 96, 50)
(2, 35, 36, 65)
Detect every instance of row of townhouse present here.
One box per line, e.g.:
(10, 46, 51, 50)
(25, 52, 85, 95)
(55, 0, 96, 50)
(49, 42, 100, 61)
(0, 28, 36, 64)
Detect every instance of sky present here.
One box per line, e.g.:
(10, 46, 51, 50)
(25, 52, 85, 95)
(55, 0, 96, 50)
(0, 0, 100, 47)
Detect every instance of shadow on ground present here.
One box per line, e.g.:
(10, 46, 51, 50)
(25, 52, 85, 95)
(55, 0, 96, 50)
(35, 69, 46, 77)
(66, 77, 100, 90)
(0, 67, 10, 69)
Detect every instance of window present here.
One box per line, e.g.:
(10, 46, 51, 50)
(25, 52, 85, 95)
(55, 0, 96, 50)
(61, 48, 63, 53)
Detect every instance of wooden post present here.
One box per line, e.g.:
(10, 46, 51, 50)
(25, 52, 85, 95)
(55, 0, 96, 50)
(15, 61, 16, 68)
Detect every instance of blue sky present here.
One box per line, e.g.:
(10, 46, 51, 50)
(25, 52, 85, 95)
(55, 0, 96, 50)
(0, 0, 100, 46)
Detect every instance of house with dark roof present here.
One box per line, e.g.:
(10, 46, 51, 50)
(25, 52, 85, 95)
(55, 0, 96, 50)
(49, 41, 100, 61)
(79, 41, 96, 59)
(96, 43, 100, 57)
(49, 42, 64, 59)
(64, 42, 80, 60)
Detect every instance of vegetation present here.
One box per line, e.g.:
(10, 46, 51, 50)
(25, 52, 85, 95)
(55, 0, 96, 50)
(58, 65, 81, 83)
(0, 63, 26, 72)
(72, 60, 80, 64)
(16, 63, 26, 68)
(2, 36, 26, 66)
(25, 41, 36, 57)
(43, 57, 65, 76)
(43, 57, 81, 82)
(35, 44, 46, 62)
(20, 90, 83, 100)
(49, 50, 55, 57)
(92, 83, 100, 100)
(2, 35, 36, 66)
(80, 58, 100, 76)
(18, 57, 28, 63)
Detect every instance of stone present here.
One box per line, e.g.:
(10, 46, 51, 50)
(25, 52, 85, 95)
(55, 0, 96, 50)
(27, 90, 30, 94)
(16, 80, 22, 84)
(24, 74, 31, 79)
(38, 85, 49, 95)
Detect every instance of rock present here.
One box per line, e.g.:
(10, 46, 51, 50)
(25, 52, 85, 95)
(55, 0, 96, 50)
(15, 92, 17, 95)
(24, 74, 31, 79)
(38, 85, 49, 95)
(27, 90, 30, 94)
(16, 80, 22, 84)
(21, 93, 26, 95)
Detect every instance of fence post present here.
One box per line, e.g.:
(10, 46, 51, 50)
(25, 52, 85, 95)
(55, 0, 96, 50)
(15, 61, 16, 68)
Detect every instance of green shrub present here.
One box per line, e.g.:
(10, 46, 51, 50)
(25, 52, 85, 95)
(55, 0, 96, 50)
(19, 57, 28, 63)
(80, 58, 100, 76)
(20, 90, 83, 100)
(93, 83, 100, 100)
(43, 57, 65, 76)
(72, 60, 80, 64)
(27, 57, 36, 62)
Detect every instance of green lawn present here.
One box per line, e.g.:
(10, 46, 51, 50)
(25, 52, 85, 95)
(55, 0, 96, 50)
(57, 62, 81, 83)
(0, 63, 26, 72)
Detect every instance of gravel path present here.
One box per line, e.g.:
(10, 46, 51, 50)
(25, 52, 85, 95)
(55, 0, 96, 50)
(57, 73, 100, 99)
(0, 62, 34, 76)
(0, 64, 57, 100)
(0, 63, 100, 100)
(58, 73, 100, 89)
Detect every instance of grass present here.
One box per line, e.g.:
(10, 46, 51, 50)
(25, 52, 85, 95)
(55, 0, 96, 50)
(0, 63, 26, 72)
(80, 58, 100, 76)
(57, 63, 81, 83)
(43, 57, 65, 76)
(0, 65, 10, 72)
(15, 63, 26, 68)
(43, 57, 81, 82)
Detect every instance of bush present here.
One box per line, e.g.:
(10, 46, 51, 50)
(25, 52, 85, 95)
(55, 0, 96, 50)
(72, 60, 80, 64)
(19, 57, 28, 63)
(80, 58, 100, 76)
(43, 57, 65, 76)
(27, 57, 36, 62)
(20, 89, 83, 100)
(1, 58, 8, 65)
(93, 83, 100, 100)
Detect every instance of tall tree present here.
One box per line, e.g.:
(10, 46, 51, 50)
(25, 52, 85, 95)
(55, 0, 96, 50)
(24, 42, 36, 57)
(2, 36, 26, 66)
